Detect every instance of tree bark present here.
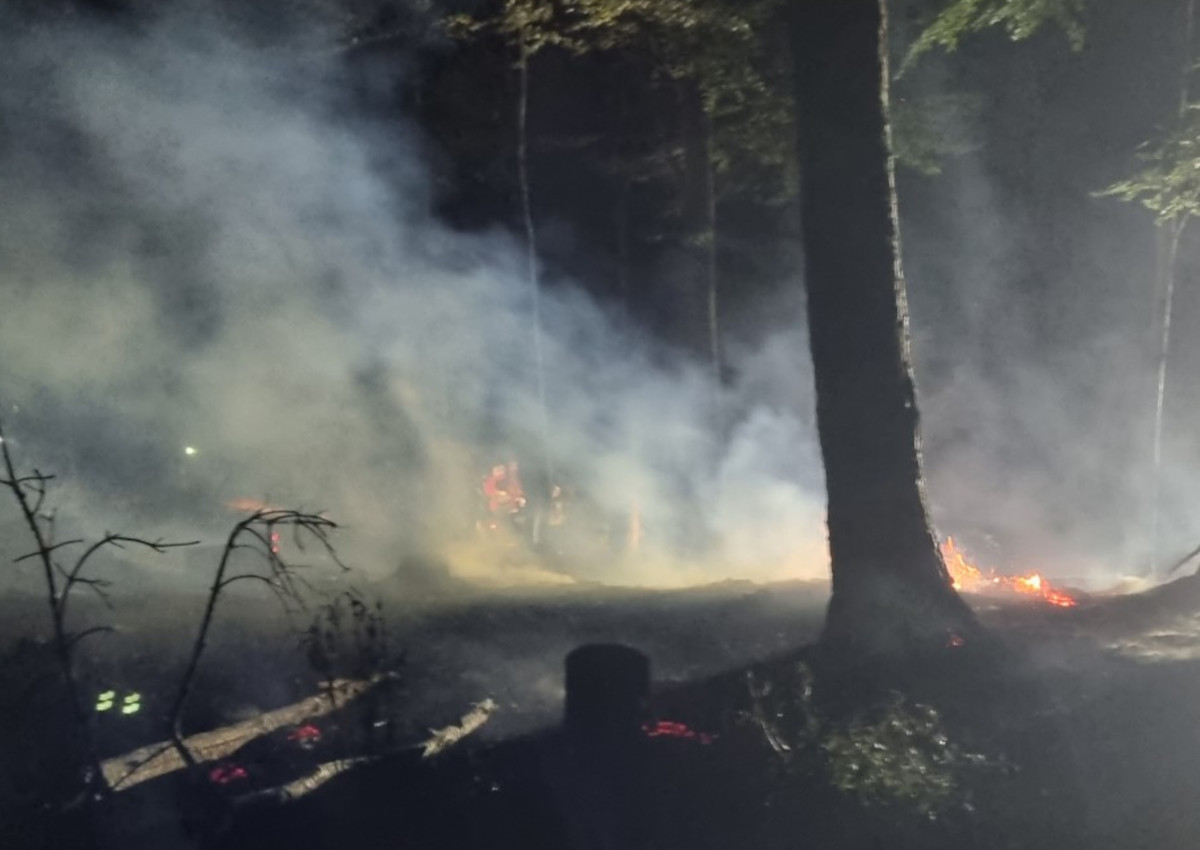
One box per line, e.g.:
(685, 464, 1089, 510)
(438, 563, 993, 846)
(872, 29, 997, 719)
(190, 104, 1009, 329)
(791, 0, 977, 653)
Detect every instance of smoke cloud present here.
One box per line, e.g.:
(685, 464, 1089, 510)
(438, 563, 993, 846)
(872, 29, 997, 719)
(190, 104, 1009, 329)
(899, 36, 1198, 588)
(0, 4, 828, 593)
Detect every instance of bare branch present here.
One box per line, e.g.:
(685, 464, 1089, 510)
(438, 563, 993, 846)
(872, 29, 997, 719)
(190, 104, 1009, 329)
(28, 471, 53, 518)
(10, 472, 56, 485)
(71, 534, 199, 584)
(75, 577, 115, 611)
(217, 573, 279, 592)
(0, 417, 107, 796)
(14, 539, 84, 563)
(67, 626, 115, 651)
(59, 534, 198, 622)
(167, 507, 344, 772)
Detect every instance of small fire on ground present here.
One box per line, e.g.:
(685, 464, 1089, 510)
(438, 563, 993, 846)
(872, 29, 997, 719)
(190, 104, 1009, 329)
(941, 537, 1076, 608)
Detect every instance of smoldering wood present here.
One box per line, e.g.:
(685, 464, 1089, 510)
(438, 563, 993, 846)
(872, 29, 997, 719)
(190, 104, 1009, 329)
(100, 678, 373, 791)
(100, 684, 497, 797)
(421, 698, 499, 758)
(237, 699, 499, 804)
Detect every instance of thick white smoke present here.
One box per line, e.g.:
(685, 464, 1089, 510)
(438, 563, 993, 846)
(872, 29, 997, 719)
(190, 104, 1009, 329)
(899, 46, 1193, 588)
(0, 5, 828, 592)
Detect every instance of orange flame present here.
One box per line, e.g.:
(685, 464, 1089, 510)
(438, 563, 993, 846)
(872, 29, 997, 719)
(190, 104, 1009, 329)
(941, 537, 1076, 608)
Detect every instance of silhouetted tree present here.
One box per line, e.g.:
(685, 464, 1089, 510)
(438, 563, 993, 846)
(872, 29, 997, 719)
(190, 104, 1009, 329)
(447, 0, 794, 385)
(791, 0, 978, 652)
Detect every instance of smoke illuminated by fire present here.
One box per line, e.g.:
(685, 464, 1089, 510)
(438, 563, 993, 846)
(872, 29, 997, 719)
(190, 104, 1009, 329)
(941, 538, 1076, 607)
(226, 498, 283, 514)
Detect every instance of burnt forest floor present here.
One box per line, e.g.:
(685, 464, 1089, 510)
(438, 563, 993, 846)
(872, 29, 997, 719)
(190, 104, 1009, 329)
(5, 572, 1200, 849)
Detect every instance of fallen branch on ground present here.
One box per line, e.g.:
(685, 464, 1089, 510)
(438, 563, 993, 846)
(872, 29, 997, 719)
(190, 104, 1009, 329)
(241, 696, 500, 804)
(100, 678, 374, 791)
(247, 756, 374, 802)
(102, 686, 495, 796)
(421, 698, 498, 758)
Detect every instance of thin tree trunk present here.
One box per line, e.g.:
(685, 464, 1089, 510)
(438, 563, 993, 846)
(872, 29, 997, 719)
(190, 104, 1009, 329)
(1150, 0, 1195, 574)
(0, 433, 107, 802)
(614, 81, 633, 320)
(679, 80, 720, 384)
(1151, 218, 1187, 573)
(516, 36, 554, 492)
(791, 0, 977, 652)
(616, 178, 632, 317)
(702, 107, 721, 386)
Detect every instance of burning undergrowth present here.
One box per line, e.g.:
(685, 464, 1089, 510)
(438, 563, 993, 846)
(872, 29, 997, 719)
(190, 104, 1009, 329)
(941, 537, 1077, 608)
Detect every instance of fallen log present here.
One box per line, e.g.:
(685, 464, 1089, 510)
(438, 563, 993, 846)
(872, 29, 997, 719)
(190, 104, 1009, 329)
(422, 698, 498, 758)
(248, 756, 375, 802)
(100, 678, 374, 792)
(237, 698, 500, 804)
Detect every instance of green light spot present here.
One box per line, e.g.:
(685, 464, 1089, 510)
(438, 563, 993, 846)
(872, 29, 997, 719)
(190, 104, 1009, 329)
(99, 690, 116, 700)
(124, 693, 141, 704)
(121, 703, 140, 715)
(95, 700, 114, 712)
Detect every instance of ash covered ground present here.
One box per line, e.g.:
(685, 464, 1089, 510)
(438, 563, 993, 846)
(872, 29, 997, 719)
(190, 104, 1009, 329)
(8, 562, 1200, 850)
(0, 571, 830, 745)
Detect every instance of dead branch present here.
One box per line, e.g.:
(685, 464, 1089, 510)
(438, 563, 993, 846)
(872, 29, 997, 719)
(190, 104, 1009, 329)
(745, 671, 792, 759)
(241, 756, 374, 804)
(237, 696, 499, 805)
(102, 678, 375, 791)
(60, 534, 196, 618)
(0, 417, 198, 799)
(14, 539, 84, 562)
(166, 508, 346, 771)
(421, 698, 499, 758)
(66, 626, 115, 652)
(1159, 539, 1200, 578)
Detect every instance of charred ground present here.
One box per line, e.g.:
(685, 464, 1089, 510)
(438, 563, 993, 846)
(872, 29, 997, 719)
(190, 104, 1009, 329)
(6, 571, 1200, 849)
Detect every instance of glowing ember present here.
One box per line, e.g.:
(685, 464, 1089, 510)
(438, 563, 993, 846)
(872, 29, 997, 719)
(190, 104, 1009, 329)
(288, 723, 322, 744)
(642, 720, 716, 745)
(208, 763, 248, 785)
(941, 537, 1076, 608)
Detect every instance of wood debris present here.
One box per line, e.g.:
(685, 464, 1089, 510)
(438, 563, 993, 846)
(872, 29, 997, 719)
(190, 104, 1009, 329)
(100, 678, 372, 791)
(422, 698, 498, 758)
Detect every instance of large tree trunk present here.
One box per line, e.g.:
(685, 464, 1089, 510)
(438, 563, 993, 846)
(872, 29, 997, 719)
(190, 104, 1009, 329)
(791, 0, 977, 653)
